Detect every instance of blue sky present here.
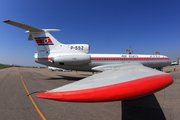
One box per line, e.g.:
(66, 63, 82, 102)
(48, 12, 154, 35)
(1, 0, 180, 66)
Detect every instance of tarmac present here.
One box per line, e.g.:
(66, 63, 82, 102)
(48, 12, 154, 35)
(0, 65, 179, 120)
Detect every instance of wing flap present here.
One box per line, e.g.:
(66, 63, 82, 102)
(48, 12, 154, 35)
(36, 64, 175, 102)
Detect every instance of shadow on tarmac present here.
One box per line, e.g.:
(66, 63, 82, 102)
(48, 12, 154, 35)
(46, 75, 86, 81)
(122, 94, 166, 120)
(165, 71, 172, 73)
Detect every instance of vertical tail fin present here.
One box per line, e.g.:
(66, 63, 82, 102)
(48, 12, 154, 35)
(28, 30, 62, 52)
(4, 20, 62, 52)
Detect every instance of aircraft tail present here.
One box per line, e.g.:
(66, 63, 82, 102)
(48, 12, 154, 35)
(4, 20, 62, 52)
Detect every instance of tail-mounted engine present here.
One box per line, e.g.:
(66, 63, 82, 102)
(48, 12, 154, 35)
(53, 54, 91, 65)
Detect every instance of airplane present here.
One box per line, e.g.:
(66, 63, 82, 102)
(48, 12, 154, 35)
(4, 20, 175, 102)
(48, 66, 71, 72)
(171, 61, 179, 66)
(48, 66, 64, 71)
(171, 58, 180, 66)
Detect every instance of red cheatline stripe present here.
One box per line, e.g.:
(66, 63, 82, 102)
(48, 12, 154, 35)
(91, 58, 169, 61)
(36, 57, 169, 61)
(36, 58, 53, 60)
(36, 74, 173, 102)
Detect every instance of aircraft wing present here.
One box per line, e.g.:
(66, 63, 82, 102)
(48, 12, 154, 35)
(36, 63, 175, 102)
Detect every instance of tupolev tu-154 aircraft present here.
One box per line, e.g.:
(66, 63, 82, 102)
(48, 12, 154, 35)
(4, 20, 175, 102)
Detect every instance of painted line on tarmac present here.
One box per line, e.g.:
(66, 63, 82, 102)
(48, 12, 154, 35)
(17, 68, 46, 120)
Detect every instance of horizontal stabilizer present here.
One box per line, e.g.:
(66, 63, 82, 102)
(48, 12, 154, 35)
(4, 20, 43, 32)
(4, 20, 62, 51)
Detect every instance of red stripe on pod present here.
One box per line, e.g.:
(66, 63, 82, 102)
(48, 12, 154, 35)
(36, 74, 173, 102)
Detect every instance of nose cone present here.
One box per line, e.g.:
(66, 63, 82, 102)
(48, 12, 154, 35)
(35, 92, 64, 101)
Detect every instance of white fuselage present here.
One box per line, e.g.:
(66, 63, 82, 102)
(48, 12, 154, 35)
(35, 53, 171, 71)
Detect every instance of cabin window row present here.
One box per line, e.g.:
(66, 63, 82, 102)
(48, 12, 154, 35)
(91, 58, 167, 60)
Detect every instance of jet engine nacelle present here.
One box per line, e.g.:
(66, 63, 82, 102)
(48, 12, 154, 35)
(53, 54, 91, 65)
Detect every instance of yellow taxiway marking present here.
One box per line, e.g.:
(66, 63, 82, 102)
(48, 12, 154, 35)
(18, 68, 46, 120)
